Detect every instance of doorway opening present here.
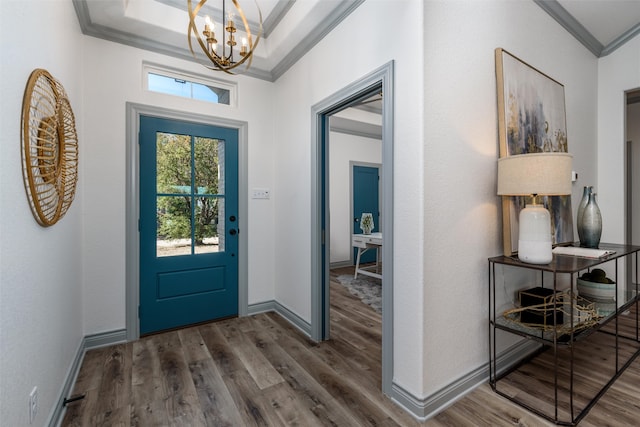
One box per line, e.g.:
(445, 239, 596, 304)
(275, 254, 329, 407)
(625, 89, 640, 290)
(310, 61, 394, 395)
(350, 163, 382, 264)
(626, 88, 640, 248)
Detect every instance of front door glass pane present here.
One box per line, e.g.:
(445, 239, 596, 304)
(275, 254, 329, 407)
(156, 132, 190, 193)
(156, 132, 226, 257)
(156, 195, 192, 257)
(195, 197, 224, 254)
(194, 137, 223, 195)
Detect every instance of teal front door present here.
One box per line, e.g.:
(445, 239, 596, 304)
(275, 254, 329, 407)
(139, 116, 238, 335)
(353, 165, 380, 264)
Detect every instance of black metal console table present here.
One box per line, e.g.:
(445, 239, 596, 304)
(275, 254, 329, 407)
(489, 243, 640, 425)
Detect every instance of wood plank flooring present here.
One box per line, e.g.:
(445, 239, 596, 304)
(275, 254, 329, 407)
(62, 268, 640, 426)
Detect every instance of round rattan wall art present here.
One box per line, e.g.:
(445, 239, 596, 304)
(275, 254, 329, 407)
(21, 69, 78, 226)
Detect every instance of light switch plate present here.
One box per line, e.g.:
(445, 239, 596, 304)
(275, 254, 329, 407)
(252, 188, 270, 199)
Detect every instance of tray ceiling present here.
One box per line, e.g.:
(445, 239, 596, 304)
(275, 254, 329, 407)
(73, 0, 640, 82)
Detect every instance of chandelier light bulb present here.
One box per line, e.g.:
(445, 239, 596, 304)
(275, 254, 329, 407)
(226, 11, 236, 32)
(205, 15, 213, 31)
(240, 37, 248, 55)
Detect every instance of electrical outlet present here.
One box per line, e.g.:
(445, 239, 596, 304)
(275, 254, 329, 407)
(29, 387, 38, 424)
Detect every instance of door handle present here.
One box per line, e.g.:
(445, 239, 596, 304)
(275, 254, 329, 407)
(229, 229, 237, 236)
(354, 217, 359, 222)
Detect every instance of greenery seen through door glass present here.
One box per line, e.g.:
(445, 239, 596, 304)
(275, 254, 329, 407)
(156, 132, 224, 256)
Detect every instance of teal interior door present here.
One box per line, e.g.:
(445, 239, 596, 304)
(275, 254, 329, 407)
(353, 165, 380, 264)
(139, 115, 238, 335)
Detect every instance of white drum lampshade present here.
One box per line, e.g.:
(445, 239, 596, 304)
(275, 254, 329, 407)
(497, 153, 573, 264)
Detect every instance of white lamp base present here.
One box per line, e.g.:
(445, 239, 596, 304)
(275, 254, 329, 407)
(517, 204, 552, 264)
(518, 239, 553, 264)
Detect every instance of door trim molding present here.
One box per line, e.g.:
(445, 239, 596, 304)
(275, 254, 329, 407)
(125, 103, 249, 341)
(310, 61, 394, 395)
(626, 139, 632, 246)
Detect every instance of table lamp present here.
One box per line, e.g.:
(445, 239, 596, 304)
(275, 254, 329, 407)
(497, 152, 573, 264)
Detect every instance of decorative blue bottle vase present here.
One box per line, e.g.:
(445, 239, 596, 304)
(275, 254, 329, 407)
(580, 192, 602, 248)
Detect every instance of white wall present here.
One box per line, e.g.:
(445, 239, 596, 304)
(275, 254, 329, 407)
(271, 0, 426, 394)
(598, 34, 640, 244)
(421, 0, 598, 396)
(0, 1, 84, 425)
(79, 37, 277, 334)
(329, 131, 382, 264)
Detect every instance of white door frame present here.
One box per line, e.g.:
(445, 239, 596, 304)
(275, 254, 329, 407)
(125, 103, 249, 341)
(310, 61, 394, 394)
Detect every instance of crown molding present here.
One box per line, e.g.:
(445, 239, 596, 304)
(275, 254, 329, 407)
(534, 0, 603, 57)
(535, 0, 640, 58)
(601, 22, 640, 57)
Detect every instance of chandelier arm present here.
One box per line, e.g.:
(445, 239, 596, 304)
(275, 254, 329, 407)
(187, 0, 208, 51)
(221, 0, 262, 71)
(188, 0, 263, 74)
(188, 0, 219, 60)
(217, 27, 260, 72)
(187, 0, 235, 74)
(222, 0, 228, 61)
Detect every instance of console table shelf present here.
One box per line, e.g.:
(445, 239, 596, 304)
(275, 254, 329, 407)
(489, 243, 640, 426)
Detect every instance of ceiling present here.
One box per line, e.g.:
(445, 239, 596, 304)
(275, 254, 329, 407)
(73, 0, 640, 82)
(331, 92, 383, 139)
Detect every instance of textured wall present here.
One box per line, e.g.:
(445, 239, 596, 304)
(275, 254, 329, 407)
(0, 1, 84, 425)
(421, 0, 598, 397)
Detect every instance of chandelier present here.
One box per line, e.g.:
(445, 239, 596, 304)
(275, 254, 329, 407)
(187, 0, 262, 74)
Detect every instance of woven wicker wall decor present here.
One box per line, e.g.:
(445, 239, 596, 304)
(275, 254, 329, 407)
(21, 69, 78, 226)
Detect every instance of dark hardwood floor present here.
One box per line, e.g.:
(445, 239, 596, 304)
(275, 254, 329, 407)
(62, 268, 640, 426)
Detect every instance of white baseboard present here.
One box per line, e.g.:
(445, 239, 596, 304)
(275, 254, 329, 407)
(389, 339, 540, 420)
(84, 329, 128, 350)
(330, 260, 353, 269)
(246, 300, 277, 315)
(48, 329, 127, 427)
(248, 299, 312, 336)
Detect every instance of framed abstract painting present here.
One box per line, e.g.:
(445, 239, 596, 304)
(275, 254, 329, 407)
(495, 48, 574, 256)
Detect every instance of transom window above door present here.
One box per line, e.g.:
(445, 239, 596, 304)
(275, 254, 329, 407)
(143, 63, 236, 106)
